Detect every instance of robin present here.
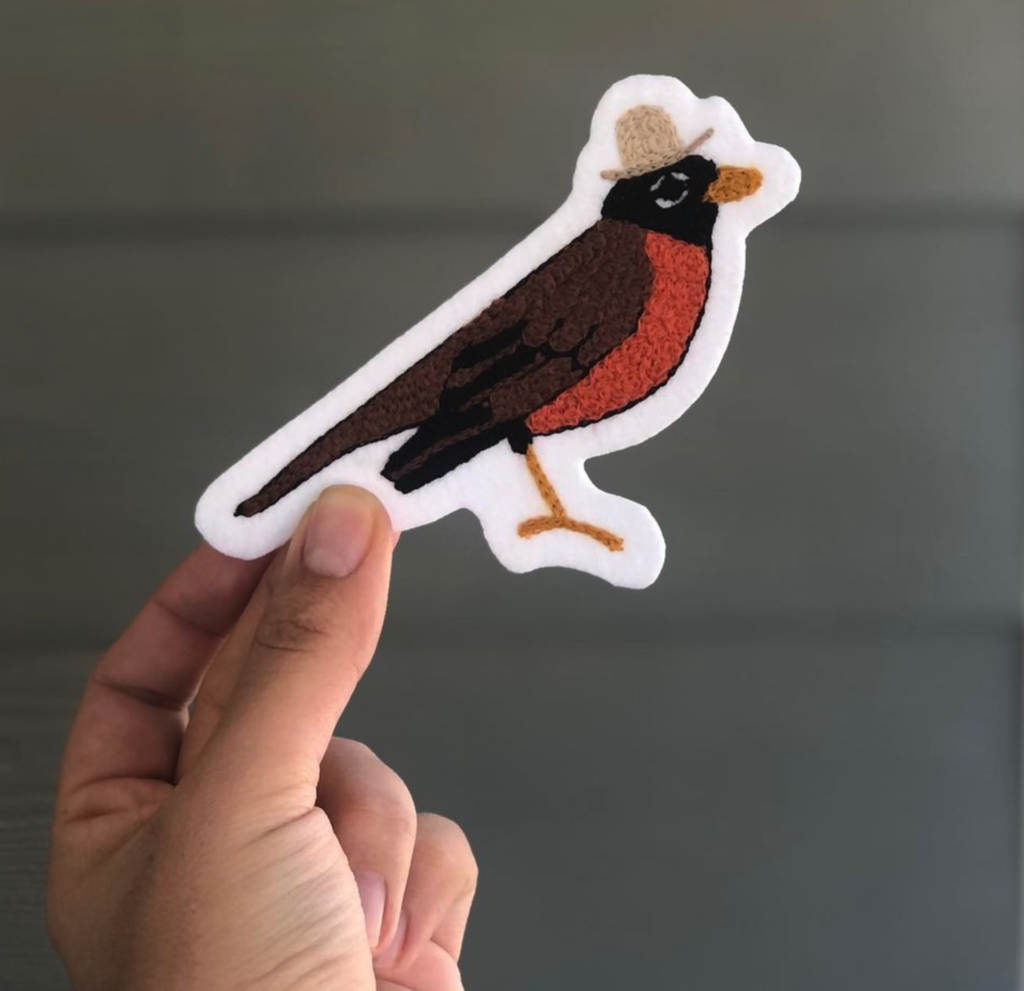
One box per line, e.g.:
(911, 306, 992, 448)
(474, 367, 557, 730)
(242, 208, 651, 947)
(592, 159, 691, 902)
(233, 104, 766, 553)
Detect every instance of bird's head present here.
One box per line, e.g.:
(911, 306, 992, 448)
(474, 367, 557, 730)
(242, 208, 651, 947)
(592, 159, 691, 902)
(599, 106, 762, 247)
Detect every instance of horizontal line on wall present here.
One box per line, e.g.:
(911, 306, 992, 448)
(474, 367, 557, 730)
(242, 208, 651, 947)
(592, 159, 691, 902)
(0, 205, 1020, 242)
(3, 618, 1020, 657)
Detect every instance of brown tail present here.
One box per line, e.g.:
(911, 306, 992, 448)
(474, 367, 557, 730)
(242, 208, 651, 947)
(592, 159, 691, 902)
(234, 362, 457, 516)
(234, 408, 400, 517)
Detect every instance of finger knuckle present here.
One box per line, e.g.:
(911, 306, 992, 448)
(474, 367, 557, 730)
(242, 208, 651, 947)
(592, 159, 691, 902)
(329, 739, 417, 820)
(418, 811, 467, 843)
(347, 765, 416, 832)
(254, 603, 330, 655)
(417, 813, 478, 886)
(333, 737, 378, 762)
(352, 790, 418, 838)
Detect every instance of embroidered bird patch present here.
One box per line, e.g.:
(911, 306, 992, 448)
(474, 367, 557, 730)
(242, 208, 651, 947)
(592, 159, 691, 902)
(197, 75, 800, 588)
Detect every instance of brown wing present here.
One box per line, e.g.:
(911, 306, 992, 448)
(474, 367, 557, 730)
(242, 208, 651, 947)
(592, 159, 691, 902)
(236, 219, 651, 515)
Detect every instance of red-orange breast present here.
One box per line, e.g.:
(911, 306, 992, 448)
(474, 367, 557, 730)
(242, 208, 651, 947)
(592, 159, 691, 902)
(526, 232, 710, 435)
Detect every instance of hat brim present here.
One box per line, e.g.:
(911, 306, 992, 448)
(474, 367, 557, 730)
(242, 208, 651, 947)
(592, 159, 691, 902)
(600, 150, 686, 182)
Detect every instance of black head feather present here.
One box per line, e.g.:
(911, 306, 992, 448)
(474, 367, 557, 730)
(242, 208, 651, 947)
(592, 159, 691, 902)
(601, 155, 719, 247)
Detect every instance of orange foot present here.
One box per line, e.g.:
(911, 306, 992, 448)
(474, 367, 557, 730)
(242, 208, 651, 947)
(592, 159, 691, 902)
(518, 512, 624, 552)
(517, 445, 624, 552)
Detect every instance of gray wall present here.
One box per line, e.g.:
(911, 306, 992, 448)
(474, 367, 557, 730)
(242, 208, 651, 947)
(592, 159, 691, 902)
(2, 1, 1022, 989)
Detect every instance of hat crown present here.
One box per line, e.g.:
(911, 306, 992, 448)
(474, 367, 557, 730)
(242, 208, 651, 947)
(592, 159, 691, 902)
(615, 105, 684, 171)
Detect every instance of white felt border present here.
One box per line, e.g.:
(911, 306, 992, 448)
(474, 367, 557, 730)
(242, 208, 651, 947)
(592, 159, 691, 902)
(196, 75, 800, 588)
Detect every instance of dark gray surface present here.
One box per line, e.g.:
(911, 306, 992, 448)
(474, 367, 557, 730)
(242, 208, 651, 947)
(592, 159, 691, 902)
(2, 0, 1023, 215)
(1, 1, 1022, 988)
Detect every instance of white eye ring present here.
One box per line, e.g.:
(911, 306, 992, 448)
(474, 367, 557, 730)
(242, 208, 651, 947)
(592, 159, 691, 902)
(655, 190, 690, 209)
(671, 171, 689, 181)
(649, 175, 665, 192)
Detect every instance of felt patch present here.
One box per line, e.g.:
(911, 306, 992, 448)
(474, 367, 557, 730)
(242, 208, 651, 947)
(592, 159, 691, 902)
(196, 75, 800, 588)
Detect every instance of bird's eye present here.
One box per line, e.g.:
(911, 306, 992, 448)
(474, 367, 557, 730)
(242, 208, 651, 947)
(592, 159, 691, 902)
(651, 169, 691, 208)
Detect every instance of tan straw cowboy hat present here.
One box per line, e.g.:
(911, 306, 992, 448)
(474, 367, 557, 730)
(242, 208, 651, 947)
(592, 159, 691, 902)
(600, 105, 714, 181)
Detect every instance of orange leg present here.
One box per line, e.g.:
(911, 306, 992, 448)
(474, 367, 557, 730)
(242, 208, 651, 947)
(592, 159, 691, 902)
(517, 445, 624, 552)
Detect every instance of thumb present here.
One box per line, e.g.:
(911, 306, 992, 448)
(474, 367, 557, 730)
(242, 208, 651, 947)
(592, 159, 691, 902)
(203, 485, 393, 803)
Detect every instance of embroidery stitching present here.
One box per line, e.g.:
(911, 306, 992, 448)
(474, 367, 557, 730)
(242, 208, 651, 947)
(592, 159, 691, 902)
(197, 76, 801, 587)
(517, 445, 624, 552)
(525, 234, 710, 436)
(233, 108, 762, 554)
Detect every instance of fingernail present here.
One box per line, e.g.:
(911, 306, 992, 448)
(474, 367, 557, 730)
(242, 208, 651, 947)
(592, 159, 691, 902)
(354, 870, 386, 948)
(302, 487, 377, 577)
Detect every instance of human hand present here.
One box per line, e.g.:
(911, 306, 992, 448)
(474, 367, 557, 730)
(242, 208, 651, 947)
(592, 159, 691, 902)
(47, 487, 477, 991)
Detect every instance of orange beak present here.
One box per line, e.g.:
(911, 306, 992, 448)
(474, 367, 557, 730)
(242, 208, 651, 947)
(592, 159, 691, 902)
(704, 165, 763, 204)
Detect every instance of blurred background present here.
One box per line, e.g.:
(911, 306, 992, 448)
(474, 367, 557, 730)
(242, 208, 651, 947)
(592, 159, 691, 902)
(1, 1, 1022, 988)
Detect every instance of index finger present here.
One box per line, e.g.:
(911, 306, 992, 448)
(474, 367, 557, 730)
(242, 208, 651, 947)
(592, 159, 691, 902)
(57, 543, 271, 806)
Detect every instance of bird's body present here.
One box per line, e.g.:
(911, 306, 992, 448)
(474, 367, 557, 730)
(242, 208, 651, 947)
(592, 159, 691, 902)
(236, 218, 712, 516)
(198, 80, 801, 586)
